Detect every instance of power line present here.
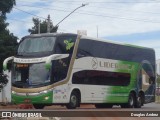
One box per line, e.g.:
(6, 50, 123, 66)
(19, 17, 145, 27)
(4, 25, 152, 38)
(17, 4, 69, 12)
(17, 4, 160, 15)
(16, 0, 160, 10)
(76, 11, 160, 23)
(45, 0, 160, 3)
(7, 18, 33, 23)
(15, 5, 160, 23)
(0, 1, 47, 20)
(18, 3, 160, 16)
(3, 1, 160, 24)
(16, 0, 51, 2)
(91, 6, 160, 15)
(7, 17, 70, 33)
(13, 7, 46, 20)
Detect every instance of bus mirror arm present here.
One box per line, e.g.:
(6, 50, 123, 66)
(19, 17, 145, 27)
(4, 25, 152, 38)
(45, 54, 69, 69)
(3, 56, 14, 71)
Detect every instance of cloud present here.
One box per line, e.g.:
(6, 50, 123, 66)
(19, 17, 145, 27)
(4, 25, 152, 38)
(6, 0, 160, 37)
(6, 0, 160, 59)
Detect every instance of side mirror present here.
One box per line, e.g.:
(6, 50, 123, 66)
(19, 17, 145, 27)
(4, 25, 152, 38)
(45, 54, 69, 69)
(7, 62, 12, 71)
(3, 56, 14, 71)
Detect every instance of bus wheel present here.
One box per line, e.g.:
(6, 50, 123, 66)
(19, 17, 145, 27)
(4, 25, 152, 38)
(66, 91, 79, 109)
(135, 96, 142, 108)
(127, 93, 135, 108)
(33, 104, 45, 109)
(121, 93, 135, 108)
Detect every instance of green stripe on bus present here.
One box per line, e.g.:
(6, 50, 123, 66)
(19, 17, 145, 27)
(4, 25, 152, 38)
(12, 91, 53, 104)
(105, 61, 139, 102)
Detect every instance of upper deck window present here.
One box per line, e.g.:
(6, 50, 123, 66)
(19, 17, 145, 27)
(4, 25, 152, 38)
(18, 37, 56, 54)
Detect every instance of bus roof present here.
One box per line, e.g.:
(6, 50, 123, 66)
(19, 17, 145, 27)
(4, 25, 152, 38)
(22, 33, 154, 51)
(81, 35, 154, 51)
(22, 33, 77, 38)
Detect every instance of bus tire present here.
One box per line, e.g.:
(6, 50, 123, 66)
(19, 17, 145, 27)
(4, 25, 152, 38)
(135, 96, 142, 108)
(121, 93, 135, 108)
(33, 104, 45, 109)
(66, 91, 79, 109)
(127, 93, 135, 108)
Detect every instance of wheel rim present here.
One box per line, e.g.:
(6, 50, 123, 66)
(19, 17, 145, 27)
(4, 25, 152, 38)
(129, 96, 134, 106)
(137, 97, 141, 105)
(71, 95, 77, 107)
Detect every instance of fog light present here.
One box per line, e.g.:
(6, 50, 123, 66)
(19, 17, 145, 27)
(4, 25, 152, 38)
(44, 96, 49, 100)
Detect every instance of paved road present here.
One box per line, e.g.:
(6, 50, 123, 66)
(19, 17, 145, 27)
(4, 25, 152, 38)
(1, 103, 160, 120)
(48, 103, 160, 120)
(41, 103, 160, 120)
(45, 102, 160, 110)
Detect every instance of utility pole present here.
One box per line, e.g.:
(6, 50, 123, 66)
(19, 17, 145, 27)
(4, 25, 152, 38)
(38, 19, 41, 34)
(47, 15, 51, 33)
(97, 25, 98, 38)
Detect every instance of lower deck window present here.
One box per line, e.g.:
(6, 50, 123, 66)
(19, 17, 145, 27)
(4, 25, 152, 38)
(72, 70, 130, 86)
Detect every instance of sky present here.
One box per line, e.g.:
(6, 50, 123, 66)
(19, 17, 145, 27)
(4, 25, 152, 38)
(5, 0, 160, 59)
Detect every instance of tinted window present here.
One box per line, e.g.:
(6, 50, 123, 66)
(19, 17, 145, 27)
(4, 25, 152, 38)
(77, 39, 155, 65)
(72, 70, 130, 86)
(77, 39, 155, 77)
(55, 35, 77, 54)
(18, 37, 56, 54)
(50, 35, 77, 83)
(51, 58, 70, 83)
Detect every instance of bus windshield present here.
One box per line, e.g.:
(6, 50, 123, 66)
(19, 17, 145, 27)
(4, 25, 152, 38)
(12, 57, 70, 88)
(18, 37, 56, 54)
(12, 63, 51, 88)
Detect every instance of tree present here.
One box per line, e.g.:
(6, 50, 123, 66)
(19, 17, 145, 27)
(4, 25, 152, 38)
(0, 73, 8, 92)
(0, 0, 18, 73)
(0, 0, 16, 16)
(28, 17, 58, 34)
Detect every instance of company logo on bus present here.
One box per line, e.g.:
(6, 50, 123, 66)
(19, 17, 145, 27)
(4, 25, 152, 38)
(92, 58, 98, 69)
(91, 57, 133, 70)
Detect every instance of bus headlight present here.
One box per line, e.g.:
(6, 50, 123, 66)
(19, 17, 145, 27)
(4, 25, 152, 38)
(44, 96, 49, 100)
(12, 91, 16, 94)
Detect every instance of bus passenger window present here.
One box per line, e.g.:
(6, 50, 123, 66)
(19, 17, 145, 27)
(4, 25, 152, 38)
(51, 58, 69, 83)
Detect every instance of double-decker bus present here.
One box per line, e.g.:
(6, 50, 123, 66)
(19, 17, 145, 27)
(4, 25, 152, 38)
(3, 33, 155, 109)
